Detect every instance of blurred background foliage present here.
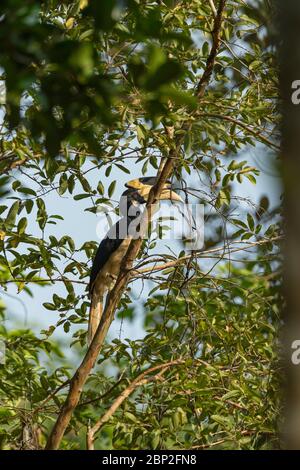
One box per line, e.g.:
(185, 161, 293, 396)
(0, 0, 282, 449)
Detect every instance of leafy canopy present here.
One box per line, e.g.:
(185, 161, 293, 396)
(0, 0, 281, 450)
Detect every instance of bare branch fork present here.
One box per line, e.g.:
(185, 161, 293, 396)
(45, 0, 227, 450)
(86, 360, 184, 450)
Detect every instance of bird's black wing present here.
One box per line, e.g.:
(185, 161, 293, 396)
(88, 220, 124, 296)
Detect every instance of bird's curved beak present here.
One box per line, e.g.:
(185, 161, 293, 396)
(159, 185, 183, 202)
(125, 177, 183, 203)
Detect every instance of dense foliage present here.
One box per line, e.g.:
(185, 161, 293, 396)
(0, 0, 282, 449)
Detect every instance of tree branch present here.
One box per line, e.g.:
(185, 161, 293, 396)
(131, 235, 283, 277)
(196, 0, 226, 98)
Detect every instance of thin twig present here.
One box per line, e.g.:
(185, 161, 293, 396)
(131, 235, 282, 276)
(33, 380, 70, 415)
(208, 0, 218, 17)
(199, 112, 280, 150)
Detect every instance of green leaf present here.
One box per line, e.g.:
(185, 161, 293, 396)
(68, 175, 75, 194)
(151, 432, 160, 450)
(211, 415, 233, 429)
(97, 181, 105, 195)
(74, 193, 93, 200)
(105, 166, 112, 177)
(25, 199, 34, 214)
(245, 174, 257, 184)
(43, 303, 56, 311)
(137, 125, 145, 144)
(115, 164, 130, 174)
(124, 412, 138, 423)
(247, 213, 255, 231)
(63, 321, 70, 333)
(59, 174, 68, 195)
(202, 41, 209, 56)
(5, 201, 20, 227)
(17, 187, 36, 196)
(108, 180, 116, 198)
(17, 217, 27, 235)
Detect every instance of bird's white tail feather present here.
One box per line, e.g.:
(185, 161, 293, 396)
(88, 293, 103, 345)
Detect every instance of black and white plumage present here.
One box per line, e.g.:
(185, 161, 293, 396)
(87, 177, 182, 344)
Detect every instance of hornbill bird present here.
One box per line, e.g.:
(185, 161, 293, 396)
(87, 177, 183, 344)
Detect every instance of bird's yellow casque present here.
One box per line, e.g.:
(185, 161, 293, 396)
(125, 177, 183, 202)
(87, 177, 183, 345)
